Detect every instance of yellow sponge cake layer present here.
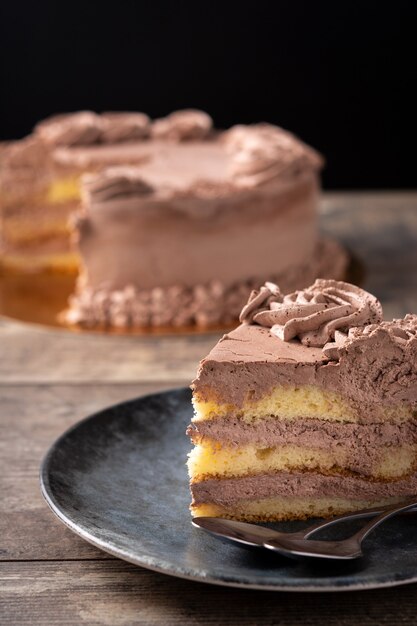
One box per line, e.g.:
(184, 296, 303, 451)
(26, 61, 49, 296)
(191, 495, 405, 522)
(1, 251, 79, 274)
(188, 441, 417, 481)
(193, 385, 415, 424)
(46, 176, 81, 204)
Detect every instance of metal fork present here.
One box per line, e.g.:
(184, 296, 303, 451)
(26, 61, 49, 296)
(193, 497, 417, 560)
(264, 498, 417, 560)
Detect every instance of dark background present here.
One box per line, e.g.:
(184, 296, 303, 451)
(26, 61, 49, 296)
(1, 1, 416, 188)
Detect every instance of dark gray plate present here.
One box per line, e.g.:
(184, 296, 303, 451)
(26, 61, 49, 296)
(40, 387, 417, 592)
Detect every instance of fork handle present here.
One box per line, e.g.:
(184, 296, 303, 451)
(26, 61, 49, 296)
(352, 498, 417, 544)
(301, 500, 417, 539)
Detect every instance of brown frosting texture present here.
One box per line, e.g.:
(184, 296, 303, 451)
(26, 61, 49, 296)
(350, 315, 417, 343)
(100, 112, 151, 143)
(66, 239, 347, 329)
(224, 123, 323, 186)
(324, 314, 417, 360)
(191, 472, 417, 507)
(240, 279, 383, 347)
(151, 109, 213, 141)
(0, 137, 50, 192)
(81, 167, 154, 205)
(333, 315, 417, 402)
(1, 136, 47, 169)
(36, 111, 103, 146)
(35, 111, 153, 146)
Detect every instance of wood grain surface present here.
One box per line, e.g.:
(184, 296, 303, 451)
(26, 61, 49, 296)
(1, 192, 417, 625)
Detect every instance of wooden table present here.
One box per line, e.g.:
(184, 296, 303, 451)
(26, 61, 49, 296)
(1, 192, 417, 625)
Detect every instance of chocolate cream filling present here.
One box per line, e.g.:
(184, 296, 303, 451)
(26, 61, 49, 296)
(188, 417, 417, 449)
(188, 418, 417, 476)
(191, 471, 417, 507)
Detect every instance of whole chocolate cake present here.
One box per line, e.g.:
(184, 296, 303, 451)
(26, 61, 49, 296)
(1, 109, 348, 328)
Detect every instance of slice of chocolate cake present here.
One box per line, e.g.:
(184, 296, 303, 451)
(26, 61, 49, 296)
(187, 279, 417, 520)
(1, 109, 348, 327)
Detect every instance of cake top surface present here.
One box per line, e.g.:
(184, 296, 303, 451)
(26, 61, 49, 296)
(205, 324, 327, 366)
(195, 280, 417, 405)
(72, 141, 230, 189)
(200, 278, 417, 369)
(2, 109, 323, 193)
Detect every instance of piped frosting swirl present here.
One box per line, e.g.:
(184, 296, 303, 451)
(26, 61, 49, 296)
(224, 123, 323, 186)
(151, 109, 213, 141)
(36, 111, 103, 146)
(325, 314, 417, 360)
(240, 279, 383, 348)
(100, 112, 151, 143)
(34, 109, 213, 146)
(26, 109, 323, 192)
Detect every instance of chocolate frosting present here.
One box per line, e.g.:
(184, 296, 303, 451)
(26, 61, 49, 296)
(6, 110, 325, 200)
(240, 279, 383, 348)
(100, 112, 151, 143)
(189, 417, 417, 449)
(36, 111, 103, 146)
(33, 109, 213, 148)
(81, 167, 154, 204)
(66, 239, 347, 328)
(193, 317, 417, 413)
(0, 136, 50, 193)
(71, 159, 334, 301)
(224, 123, 323, 186)
(36, 111, 151, 146)
(188, 418, 417, 476)
(151, 109, 213, 141)
(349, 315, 417, 344)
(191, 471, 417, 507)
(323, 314, 417, 359)
(2, 136, 47, 168)
(331, 315, 417, 403)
